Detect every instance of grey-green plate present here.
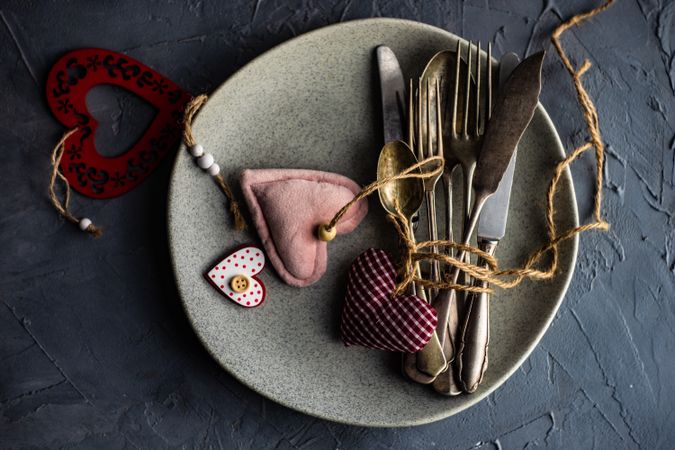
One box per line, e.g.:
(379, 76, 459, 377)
(168, 18, 578, 427)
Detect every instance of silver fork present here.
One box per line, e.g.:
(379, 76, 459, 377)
(417, 78, 443, 297)
(412, 77, 448, 378)
(433, 40, 494, 395)
(457, 41, 492, 232)
(401, 79, 443, 384)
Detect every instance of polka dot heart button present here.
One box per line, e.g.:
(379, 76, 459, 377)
(205, 245, 267, 308)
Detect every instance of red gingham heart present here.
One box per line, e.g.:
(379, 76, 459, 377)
(339, 248, 438, 353)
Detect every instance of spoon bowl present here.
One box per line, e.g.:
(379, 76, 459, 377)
(377, 140, 424, 218)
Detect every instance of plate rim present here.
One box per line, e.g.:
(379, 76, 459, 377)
(167, 17, 580, 427)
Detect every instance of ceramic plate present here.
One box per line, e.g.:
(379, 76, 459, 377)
(168, 18, 578, 427)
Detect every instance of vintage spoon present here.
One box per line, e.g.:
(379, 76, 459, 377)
(377, 140, 447, 382)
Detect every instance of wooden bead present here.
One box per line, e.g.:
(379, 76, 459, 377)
(78, 218, 92, 231)
(317, 224, 336, 241)
(198, 153, 214, 169)
(207, 163, 220, 176)
(190, 144, 204, 157)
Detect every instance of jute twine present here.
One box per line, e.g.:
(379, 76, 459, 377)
(182, 94, 247, 231)
(325, 0, 614, 296)
(49, 128, 103, 237)
(48, 93, 248, 235)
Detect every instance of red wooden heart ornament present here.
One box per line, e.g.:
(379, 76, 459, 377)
(340, 248, 438, 353)
(46, 48, 191, 198)
(205, 245, 267, 308)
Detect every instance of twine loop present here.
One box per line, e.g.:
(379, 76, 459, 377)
(386, 206, 498, 296)
(49, 128, 103, 237)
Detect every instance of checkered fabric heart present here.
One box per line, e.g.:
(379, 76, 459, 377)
(339, 248, 438, 353)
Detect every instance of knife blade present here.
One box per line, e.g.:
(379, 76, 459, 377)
(472, 51, 544, 197)
(456, 52, 522, 394)
(476, 52, 521, 241)
(376, 46, 406, 143)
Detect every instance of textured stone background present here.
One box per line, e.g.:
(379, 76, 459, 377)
(1, 0, 673, 448)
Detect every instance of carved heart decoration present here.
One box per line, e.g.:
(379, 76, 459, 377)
(205, 245, 267, 308)
(240, 169, 368, 287)
(340, 248, 438, 353)
(46, 48, 190, 198)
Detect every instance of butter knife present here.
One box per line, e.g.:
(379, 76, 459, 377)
(456, 52, 521, 393)
(376, 46, 406, 144)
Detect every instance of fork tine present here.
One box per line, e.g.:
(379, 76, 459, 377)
(426, 78, 432, 158)
(463, 41, 472, 138)
(436, 78, 443, 157)
(408, 78, 414, 149)
(417, 77, 423, 161)
(487, 42, 493, 122)
(452, 40, 461, 138)
(475, 41, 481, 137)
(439, 75, 448, 137)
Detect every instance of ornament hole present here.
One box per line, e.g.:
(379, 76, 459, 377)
(86, 85, 157, 158)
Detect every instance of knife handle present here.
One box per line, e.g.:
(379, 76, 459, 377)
(457, 238, 498, 393)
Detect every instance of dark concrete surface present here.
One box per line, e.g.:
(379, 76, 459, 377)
(1, 1, 673, 448)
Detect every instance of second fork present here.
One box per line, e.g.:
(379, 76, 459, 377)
(411, 77, 448, 378)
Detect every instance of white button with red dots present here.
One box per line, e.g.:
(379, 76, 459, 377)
(206, 245, 267, 308)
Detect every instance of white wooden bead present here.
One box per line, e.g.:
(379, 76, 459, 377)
(198, 153, 214, 169)
(79, 218, 92, 231)
(207, 163, 220, 176)
(190, 144, 204, 157)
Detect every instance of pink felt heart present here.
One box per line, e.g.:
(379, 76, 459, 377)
(240, 169, 368, 287)
(205, 245, 267, 308)
(340, 248, 438, 353)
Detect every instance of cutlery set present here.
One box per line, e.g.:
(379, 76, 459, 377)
(376, 42, 544, 394)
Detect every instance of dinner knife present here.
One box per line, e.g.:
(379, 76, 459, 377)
(456, 52, 521, 393)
